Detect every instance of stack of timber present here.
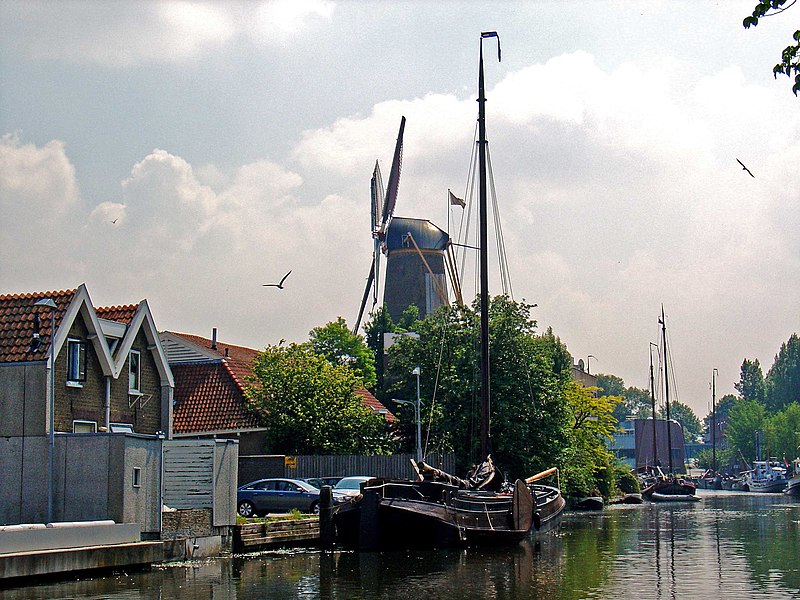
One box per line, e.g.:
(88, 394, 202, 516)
(233, 517, 319, 552)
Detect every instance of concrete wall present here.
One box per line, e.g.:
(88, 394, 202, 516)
(0, 433, 162, 534)
(0, 363, 47, 437)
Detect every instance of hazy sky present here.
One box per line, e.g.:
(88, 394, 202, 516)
(2, 1, 798, 418)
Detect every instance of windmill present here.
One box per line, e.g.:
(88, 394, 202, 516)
(353, 116, 406, 333)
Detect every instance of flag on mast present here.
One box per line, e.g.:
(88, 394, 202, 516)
(448, 189, 465, 208)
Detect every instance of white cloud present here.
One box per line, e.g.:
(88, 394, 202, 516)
(8, 0, 334, 67)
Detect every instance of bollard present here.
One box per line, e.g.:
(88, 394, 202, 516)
(358, 488, 380, 551)
(319, 485, 334, 550)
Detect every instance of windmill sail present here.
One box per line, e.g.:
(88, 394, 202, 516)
(353, 116, 406, 333)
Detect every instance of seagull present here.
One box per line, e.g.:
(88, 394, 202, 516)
(736, 158, 755, 178)
(263, 270, 291, 289)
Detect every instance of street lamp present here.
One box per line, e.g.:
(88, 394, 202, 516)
(34, 297, 57, 523)
(394, 366, 423, 463)
(586, 355, 596, 375)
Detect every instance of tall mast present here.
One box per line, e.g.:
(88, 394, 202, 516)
(712, 368, 718, 473)
(659, 306, 674, 475)
(478, 32, 500, 460)
(649, 342, 659, 471)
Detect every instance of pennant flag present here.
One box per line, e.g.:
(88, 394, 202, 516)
(449, 190, 465, 208)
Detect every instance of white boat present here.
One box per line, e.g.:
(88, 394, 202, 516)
(745, 459, 788, 493)
(785, 459, 800, 497)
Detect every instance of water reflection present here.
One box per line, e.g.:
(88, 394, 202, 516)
(2, 492, 798, 599)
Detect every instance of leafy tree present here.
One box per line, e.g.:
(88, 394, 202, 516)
(735, 358, 766, 404)
(764, 333, 800, 413)
(694, 446, 735, 471)
(596, 374, 625, 397)
(659, 400, 702, 441)
(561, 382, 621, 498)
(703, 393, 738, 444)
(613, 386, 653, 423)
(385, 296, 571, 479)
(743, 1, 800, 95)
(765, 402, 800, 459)
(725, 398, 767, 463)
(309, 317, 377, 389)
(363, 305, 395, 399)
(245, 343, 393, 455)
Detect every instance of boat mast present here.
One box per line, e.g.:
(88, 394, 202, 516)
(712, 368, 718, 473)
(649, 342, 659, 471)
(659, 306, 674, 475)
(478, 32, 499, 460)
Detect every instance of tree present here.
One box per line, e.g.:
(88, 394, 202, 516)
(766, 402, 800, 459)
(764, 333, 800, 413)
(309, 317, 377, 389)
(659, 400, 702, 441)
(561, 382, 621, 498)
(385, 296, 571, 478)
(726, 398, 767, 463)
(743, 1, 800, 95)
(245, 343, 393, 455)
(596, 374, 625, 397)
(735, 358, 766, 404)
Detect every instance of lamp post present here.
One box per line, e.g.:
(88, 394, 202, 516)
(412, 366, 422, 463)
(34, 297, 57, 523)
(393, 366, 423, 463)
(712, 368, 718, 474)
(586, 355, 596, 375)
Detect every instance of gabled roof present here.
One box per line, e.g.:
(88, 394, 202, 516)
(0, 284, 173, 387)
(162, 331, 396, 434)
(0, 288, 76, 363)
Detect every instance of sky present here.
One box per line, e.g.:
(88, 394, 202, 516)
(1, 1, 798, 419)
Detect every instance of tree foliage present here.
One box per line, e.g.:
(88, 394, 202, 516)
(384, 296, 571, 479)
(735, 358, 766, 404)
(309, 317, 377, 389)
(726, 398, 767, 463)
(766, 402, 800, 459)
(764, 333, 800, 413)
(561, 382, 621, 497)
(245, 343, 393, 455)
(743, 1, 800, 95)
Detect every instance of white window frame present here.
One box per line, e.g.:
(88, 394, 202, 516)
(128, 350, 141, 393)
(66, 338, 87, 385)
(72, 420, 97, 433)
(110, 422, 134, 434)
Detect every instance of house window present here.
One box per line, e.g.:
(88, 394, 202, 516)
(73, 420, 97, 433)
(132, 467, 142, 488)
(129, 350, 141, 393)
(110, 422, 134, 434)
(67, 339, 87, 384)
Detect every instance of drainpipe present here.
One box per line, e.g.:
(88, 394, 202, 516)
(105, 376, 111, 431)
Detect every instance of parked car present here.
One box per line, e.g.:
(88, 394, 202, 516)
(333, 476, 374, 497)
(237, 478, 324, 518)
(303, 476, 343, 490)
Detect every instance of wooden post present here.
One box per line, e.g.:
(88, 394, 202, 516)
(358, 489, 380, 551)
(319, 485, 334, 550)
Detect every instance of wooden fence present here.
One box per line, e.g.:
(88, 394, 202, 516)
(238, 452, 456, 485)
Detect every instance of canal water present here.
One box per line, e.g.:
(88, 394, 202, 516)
(4, 490, 799, 599)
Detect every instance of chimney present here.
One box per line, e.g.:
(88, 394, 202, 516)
(211, 327, 217, 350)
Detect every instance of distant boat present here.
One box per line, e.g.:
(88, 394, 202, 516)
(640, 308, 698, 503)
(745, 459, 789, 493)
(785, 459, 800, 497)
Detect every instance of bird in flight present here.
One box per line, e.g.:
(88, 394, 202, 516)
(736, 158, 754, 178)
(263, 271, 292, 289)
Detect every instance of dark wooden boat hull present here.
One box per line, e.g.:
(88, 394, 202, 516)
(332, 479, 536, 550)
(530, 484, 565, 532)
(642, 478, 697, 501)
(570, 496, 604, 511)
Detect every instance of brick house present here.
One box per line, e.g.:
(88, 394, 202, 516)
(160, 330, 396, 457)
(0, 284, 174, 527)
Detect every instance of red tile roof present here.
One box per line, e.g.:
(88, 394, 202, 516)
(171, 362, 260, 434)
(0, 289, 76, 362)
(96, 304, 139, 325)
(356, 387, 397, 422)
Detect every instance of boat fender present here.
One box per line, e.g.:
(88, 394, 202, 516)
(532, 510, 541, 530)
